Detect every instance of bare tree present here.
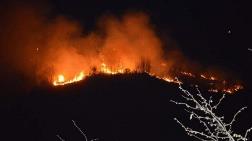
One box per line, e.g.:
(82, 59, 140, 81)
(171, 84, 252, 141)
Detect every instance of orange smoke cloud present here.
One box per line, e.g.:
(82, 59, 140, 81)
(35, 12, 170, 83)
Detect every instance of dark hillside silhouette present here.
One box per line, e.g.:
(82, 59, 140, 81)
(0, 73, 250, 141)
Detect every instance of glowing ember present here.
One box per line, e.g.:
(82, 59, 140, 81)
(145, 72, 182, 84)
(200, 74, 207, 79)
(223, 85, 244, 94)
(210, 76, 216, 80)
(200, 74, 217, 81)
(181, 71, 195, 77)
(162, 77, 182, 84)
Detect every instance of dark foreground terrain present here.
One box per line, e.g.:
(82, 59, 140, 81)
(0, 73, 251, 141)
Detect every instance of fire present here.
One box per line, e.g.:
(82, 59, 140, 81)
(52, 63, 125, 86)
(0, 6, 243, 95)
(181, 71, 195, 77)
(148, 72, 182, 84)
(200, 74, 207, 79)
(200, 74, 217, 81)
(57, 75, 65, 83)
(162, 77, 182, 84)
(100, 63, 125, 74)
(210, 76, 216, 80)
(52, 66, 243, 94)
(29, 12, 242, 94)
(53, 71, 85, 86)
(223, 85, 244, 94)
(207, 84, 243, 94)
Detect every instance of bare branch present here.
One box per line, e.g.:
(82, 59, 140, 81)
(170, 100, 198, 110)
(72, 120, 88, 141)
(56, 134, 65, 141)
(245, 127, 252, 139)
(213, 94, 225, 110)
(171, 84, 251, 141)
(227, 107, 247, 131)
(184, 109, 213, 136)
(57, 120, 98, 141)
(174, 118, 217, 141)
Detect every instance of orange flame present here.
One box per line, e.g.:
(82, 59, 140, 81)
(52, 67, 243, 94)
(100, 63, 125, 74)
(53, 71, 85, 86)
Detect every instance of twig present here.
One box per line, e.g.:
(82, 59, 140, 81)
(72, 120, 88, 141)
(56, 134, 65, 141)
(171, 84, 251, 141)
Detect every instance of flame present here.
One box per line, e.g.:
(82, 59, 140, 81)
(52, 67, 243, 94)
(53, 71, 85, 86)
(52, 63, 125, 86)
(148, 72, 182, 84)
(52, 64, 183, 86)
(100, 63, 125, 74)
(223, 85, 244, 94)
(57, 74, 65, 83)
(208, 85, 243, 94)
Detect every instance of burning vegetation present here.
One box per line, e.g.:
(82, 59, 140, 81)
(0, 4, 243, 94)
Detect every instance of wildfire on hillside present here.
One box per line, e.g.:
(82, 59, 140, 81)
(52, 62, 243, 94)
(0, 6, 243, 94)
(44, 13, 242, 94)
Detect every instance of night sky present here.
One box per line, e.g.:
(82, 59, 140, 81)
(0, 0, 252, 141)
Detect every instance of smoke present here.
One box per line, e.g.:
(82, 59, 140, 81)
(38, 12, 170, 82)
(0, 2, 180, 85)
(0, 3, 48, 87)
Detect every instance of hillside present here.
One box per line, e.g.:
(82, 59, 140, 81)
(0, 73, 250, 141)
